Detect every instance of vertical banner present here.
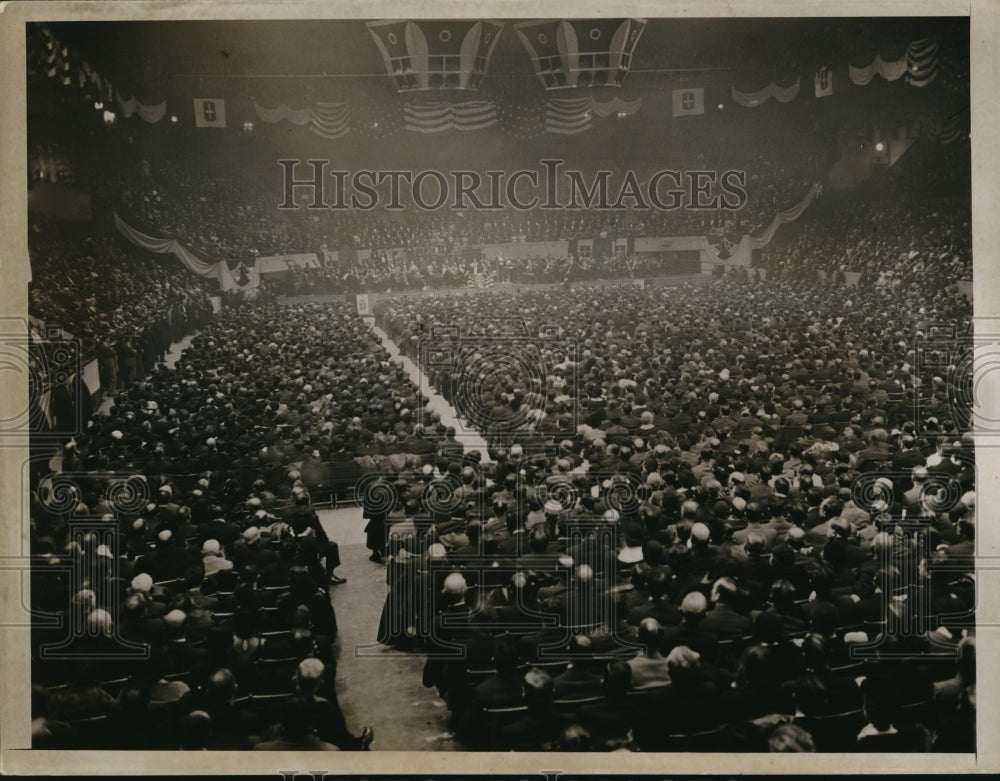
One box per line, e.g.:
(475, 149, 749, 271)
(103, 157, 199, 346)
(671, 87, 704, 116)
(814, 66, 834, 97)
(193, 98, 227, 128)
(356, 293, 371, 315)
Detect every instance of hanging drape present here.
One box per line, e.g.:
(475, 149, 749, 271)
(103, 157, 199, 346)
(114, 212, 217, 276)
(749, 183, 823, 250)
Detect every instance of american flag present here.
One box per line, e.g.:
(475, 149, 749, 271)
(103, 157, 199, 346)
(501, 96, 546, 140)
(403, 100, 498, 133)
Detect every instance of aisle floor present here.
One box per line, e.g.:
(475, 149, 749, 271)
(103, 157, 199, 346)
(314, 320, 478, 750)
(319, 507, 461, 751)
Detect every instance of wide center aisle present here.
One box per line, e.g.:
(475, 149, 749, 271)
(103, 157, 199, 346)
(320, 505, 462, 750)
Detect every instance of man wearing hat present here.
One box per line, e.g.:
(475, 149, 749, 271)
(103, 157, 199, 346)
(200, 539, 234, 578)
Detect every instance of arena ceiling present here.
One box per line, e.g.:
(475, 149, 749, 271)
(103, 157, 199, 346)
(48, 17, 959, 104)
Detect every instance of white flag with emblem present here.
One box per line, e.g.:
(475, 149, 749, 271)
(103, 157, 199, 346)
(814, 66, 834, 98)
(672, 87, 704, 117)
(193, 98, 226, 128)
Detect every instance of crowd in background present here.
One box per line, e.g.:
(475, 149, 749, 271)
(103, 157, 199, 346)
(270, 251, 686, 296)
(757, 199, 972, 295)
(106, 139, 821, 262)
(28, 221, 214, 400)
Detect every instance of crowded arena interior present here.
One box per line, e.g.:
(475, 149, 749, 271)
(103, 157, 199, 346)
(23, 16, 975, 753)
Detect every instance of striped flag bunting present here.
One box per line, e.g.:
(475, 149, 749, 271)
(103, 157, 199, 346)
(311, 102, 351, 139)
(254, 101, 351, 139)
(403, 101, 498, 133)
(545, 97, 594, 134)
(913, 111, 968, 144)
(906, 39, 939, 87)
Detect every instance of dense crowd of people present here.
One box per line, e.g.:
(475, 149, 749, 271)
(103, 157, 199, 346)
(104, 121, 823, 263)
(27, 216, 976, 752)
(28, 222, 214, 388)
(365, 248, 974, 750)
(30, 300, 460, 749)
(25, 33, 976, 750)
(757, 198, 972, 292)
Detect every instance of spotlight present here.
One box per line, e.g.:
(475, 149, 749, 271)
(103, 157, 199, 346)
(170, 114, 178, 124)
(242, 120, 254, 133)
(717, 103, 724, 109)
(875, 142, 885, 152)
(102, 110, 116, 127)
(94, 100, 104, 110)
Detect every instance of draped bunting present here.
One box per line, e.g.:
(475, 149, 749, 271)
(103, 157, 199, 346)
(849, 39, 939, 87)
(253, 100, 351, 139)
(404, 101, 497, 133)
(749, 183, 823, 250)
(544, 95, 642, 134)
(116, 91, 167, 123)
(848, 53, 907, 86)
(115, 213, 259, 291)
(590, 95, 643, 118)
(912, 113, 966, 144)
(906, 39, 939, 87)
(114, 213, 218, 277)
(311, 103, 352, 139)
(254, 103, 313, 125)
(731, 78, 800, 108)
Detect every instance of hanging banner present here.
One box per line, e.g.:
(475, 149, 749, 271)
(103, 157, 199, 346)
(671, 87, 704, 116)
(193, 98, 227, 128)
(814, 66, 834, 97)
